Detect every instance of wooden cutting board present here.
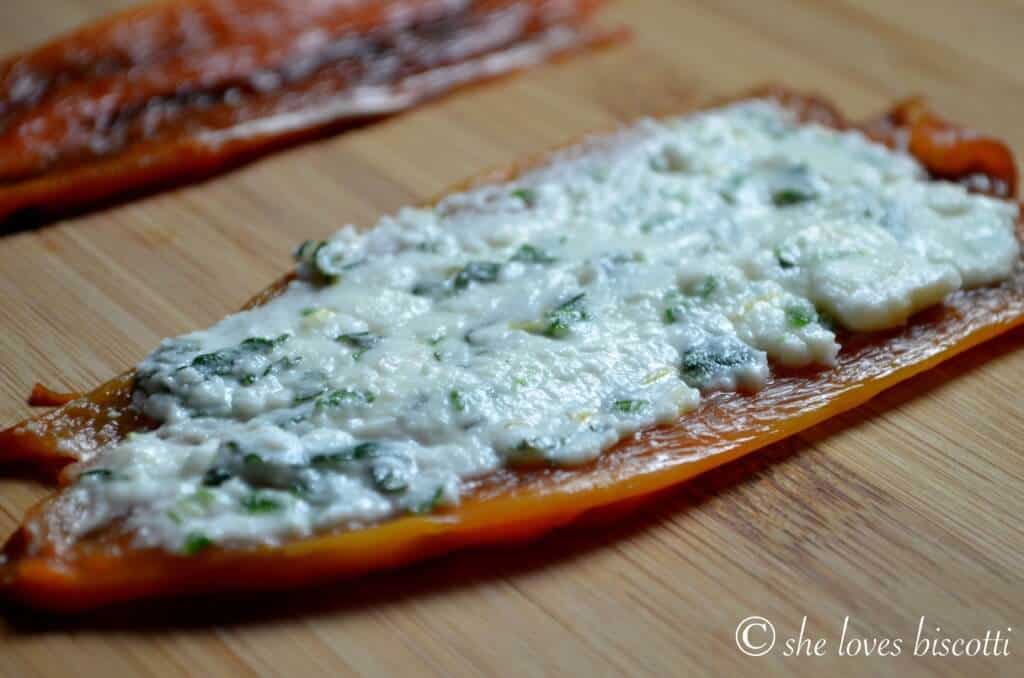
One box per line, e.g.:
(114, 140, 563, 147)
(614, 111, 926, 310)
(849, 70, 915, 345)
(1, 1, 1022, 676)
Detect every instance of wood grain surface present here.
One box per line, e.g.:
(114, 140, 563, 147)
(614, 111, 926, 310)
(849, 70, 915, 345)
(2, 1, 1023, 676)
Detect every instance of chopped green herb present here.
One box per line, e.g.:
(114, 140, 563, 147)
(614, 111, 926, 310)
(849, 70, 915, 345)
(293, 239, 319, 263)
(353, 442, 380, 459)
(264, 355, 303, 376)
(78, 468, 113, 482)
(317, 389, 375, 408)
(508, 437, 559, 466)
(510, 244, 556, 264)
(543, 321, 571, 339)
(336, 331, 381, 360)
(300, 307, 318, 317)
(613, 399, 650, 414)
(449, 389, 466, 413)
(293, 385, 327, 404)
(243, 453, 264, 466)
(414, 261, 504, 299)
(453, 261, 502, 290)
(184, 489, 215, 510)
(170, 490, 216, 524)
(295, 240, 359, 282)
(370, 463, 408, 494)
(511, 188, 537, 205)
(680, 345, 755, 388)
(415, 241, 443, 253)
(190, 349, 238, 377)
(412, 486, 445, 514)
(242, 494, 282, 514)
(202, 467, 232, 487)
(640, 218, 660, 234)
(240, 374, 257, 386)
(663, 307, 678, 324)
(311, 242, 341, 279)
(197, 489, 216, 506)
(463, 326, 489, 345)
(527, 293, 588, 339)
(187, 335, 289, 379)
(149, 338, 202, 362)
(774, 245, 798, 270)
(785, 305, 815, 328)
(411, 281, 441, 297)
(289, 479, 312, 497)
(183, 532, 213, 556)
(311, 442, 379, 465)
(240, 334, 289, 352)
(311, 451, 352, 467)
(285, 414, 308, 427)
(771, 187, 816, 206)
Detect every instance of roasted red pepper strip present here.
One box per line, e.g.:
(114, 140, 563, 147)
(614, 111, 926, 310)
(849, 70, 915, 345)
(0, 0, 620, 225)
(1, 89, 1022, 613)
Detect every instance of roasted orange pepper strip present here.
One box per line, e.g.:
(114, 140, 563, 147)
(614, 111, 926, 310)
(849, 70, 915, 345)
(0, 0, 620, 226)
(861, 97, 1017, 199)
(26, 384, 80, 408)
(1, 90, 1022, 613)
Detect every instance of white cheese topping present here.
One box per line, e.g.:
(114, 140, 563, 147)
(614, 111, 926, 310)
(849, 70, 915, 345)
(57, 101, 1019, 554)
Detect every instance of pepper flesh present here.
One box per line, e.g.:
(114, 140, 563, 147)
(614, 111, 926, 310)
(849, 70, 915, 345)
(1, 89, 1022, 613)
(860, 96, 1017, 200)
(0, 0, 620, 225)
(26, 383, 80, 408)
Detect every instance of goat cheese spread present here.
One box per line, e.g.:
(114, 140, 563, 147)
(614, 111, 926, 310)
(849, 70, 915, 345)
(60, 101, 1019, 554)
